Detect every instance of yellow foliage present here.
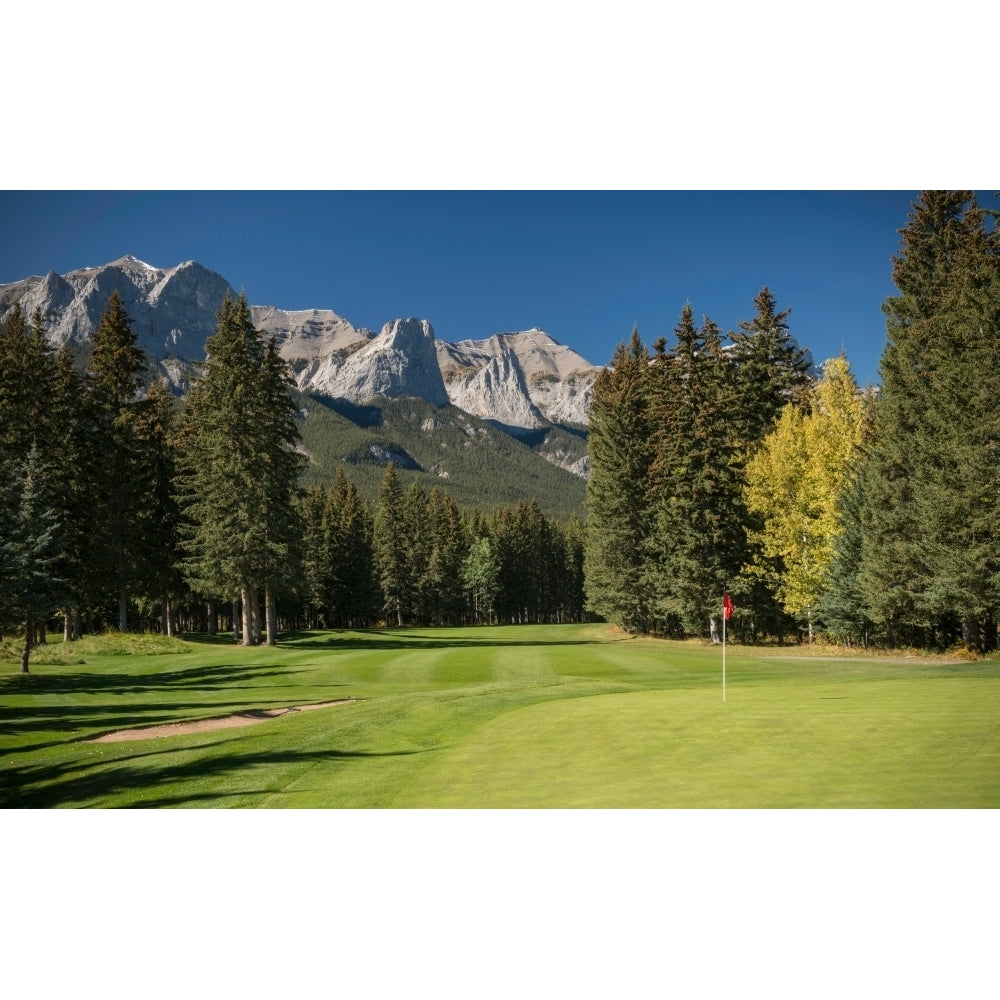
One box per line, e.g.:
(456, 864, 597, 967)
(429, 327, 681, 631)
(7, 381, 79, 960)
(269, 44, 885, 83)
(744, 356, 866, 619)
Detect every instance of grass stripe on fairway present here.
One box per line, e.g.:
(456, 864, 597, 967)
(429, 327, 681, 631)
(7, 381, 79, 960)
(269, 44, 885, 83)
(2, 625, 998, 808)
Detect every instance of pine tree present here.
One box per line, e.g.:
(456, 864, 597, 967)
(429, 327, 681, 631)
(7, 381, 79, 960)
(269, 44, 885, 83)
(0, 445, 64, 672)
(132, 379, 184, 633)
(87, 291, 155, 631)
(177, 294, 305, 645)
(855, 191, 1000, 650)
(644, 307, 747, 637)
(461, 535, 499, 624)
(730, 287, 814, 447)
(423, 487, 464, 625)
(583, 329, 655, 632)
(373, 464, 407, 627)
(50, 345, 98, 638)
(332, 470, 377, 627)
(300, 484, 335, 628)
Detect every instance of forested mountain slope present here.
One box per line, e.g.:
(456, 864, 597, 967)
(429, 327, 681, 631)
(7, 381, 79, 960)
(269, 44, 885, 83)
(296, 393, 588, 520)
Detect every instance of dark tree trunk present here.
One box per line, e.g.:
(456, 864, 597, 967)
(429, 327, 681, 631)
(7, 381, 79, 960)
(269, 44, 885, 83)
(21, 612, 33, 674)
(265, 586, 277, 645)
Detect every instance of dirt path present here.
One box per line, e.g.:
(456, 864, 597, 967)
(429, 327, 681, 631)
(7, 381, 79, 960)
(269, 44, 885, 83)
(88, 699, 357, 743)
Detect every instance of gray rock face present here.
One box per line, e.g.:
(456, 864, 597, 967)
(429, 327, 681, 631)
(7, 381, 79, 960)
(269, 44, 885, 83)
(252, 305, 371, 361)
(437, 329, 599, 428)
(303, 318, 450, 406)
(0, 257, 600, 436)
(0, 255, 235, 362)
(439, 346, 547, 431)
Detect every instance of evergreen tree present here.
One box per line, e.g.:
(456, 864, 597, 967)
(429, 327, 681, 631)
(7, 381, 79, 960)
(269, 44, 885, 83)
(730, 286, 814, 446)
(132, 379, 184, 634)
(0, 445, 64, 672)
(50, 345, 99, 638)
(87, 291, 155, 631)
(373, 464, 407, 626)
(300, 484, 335, 628)
(560, 514, 587, 623)
(332, 471, 377, 626)
(644, 307, 747, 637)
(423, 487, 465, 625)
(461, 535, 499, 624)
(177, 294, 305, 645)
(819, 467, 878, 647)
(401, 482, 431, 624)
(584, 329, 655, 632)
(855, 191, 1000, 650)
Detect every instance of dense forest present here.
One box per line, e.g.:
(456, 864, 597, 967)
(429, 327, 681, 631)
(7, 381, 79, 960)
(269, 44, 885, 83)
(586, 190, 1000, 652)
(0, 290, 585, 670)
(2, 191, 997, 667)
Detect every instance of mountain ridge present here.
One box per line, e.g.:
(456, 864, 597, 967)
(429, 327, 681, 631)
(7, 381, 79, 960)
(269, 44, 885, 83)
(0, 255, 600, 430)
(0, 255, 598, 496)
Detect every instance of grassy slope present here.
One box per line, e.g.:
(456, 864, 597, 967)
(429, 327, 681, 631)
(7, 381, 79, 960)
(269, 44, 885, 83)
(2, 626, 997, 808)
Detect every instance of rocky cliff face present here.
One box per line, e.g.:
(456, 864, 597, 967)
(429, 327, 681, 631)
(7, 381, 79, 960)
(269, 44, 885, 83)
(0, 256, 235, 363)
(252, 305, 372, 361)
(0, 257, 600, 438)
(437, 329, 598, 428)
(298, 317, 451, 407)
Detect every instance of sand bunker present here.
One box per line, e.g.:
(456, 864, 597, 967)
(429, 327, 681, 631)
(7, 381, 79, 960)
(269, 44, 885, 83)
(89, 699, 357, 743)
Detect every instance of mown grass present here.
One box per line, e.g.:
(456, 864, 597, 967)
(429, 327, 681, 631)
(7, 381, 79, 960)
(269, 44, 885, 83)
(1, 624, 997, 808)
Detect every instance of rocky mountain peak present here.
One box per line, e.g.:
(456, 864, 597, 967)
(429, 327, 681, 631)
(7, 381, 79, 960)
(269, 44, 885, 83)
(302, 316, 451, 407)
(0, 256, 601, 441)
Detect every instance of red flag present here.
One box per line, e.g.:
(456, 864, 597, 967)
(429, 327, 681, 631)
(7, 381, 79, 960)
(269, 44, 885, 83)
(723, 591, 733, 621)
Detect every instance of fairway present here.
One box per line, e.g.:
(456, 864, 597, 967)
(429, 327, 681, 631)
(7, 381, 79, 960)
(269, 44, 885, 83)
(2, 624, 998, 808)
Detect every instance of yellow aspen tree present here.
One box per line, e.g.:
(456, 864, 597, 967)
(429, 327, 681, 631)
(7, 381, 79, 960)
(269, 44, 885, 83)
(744, 356, 865, 639)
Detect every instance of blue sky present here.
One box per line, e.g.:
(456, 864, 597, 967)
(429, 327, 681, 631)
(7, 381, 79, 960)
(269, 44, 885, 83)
(3, 189, 982, 386)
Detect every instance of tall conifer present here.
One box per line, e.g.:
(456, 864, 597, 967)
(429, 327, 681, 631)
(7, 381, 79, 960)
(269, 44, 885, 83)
(855, 191, 1000, 649)
(583, 329, 654, 632)
(177, 294, 304, 645)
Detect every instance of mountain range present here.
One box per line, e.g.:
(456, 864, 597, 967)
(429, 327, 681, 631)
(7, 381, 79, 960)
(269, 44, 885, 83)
(0, 255, 601, 514)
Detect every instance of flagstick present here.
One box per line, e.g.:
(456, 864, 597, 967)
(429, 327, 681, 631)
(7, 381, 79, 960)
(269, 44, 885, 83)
(722, 602, 727, 703)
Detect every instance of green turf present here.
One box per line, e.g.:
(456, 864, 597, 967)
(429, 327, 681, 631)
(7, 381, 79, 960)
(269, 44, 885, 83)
(1, 625, 997, 808)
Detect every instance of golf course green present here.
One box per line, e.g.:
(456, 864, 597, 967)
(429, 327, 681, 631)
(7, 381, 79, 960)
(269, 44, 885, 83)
(2, 623, 997, 808)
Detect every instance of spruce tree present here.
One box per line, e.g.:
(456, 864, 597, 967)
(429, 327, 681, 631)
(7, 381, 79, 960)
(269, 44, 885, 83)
(373, 464, 407, 627)
(855, 191, 1000, 649)
(730, 287, 814, 446)
(583, 329, 655, 632)
(332, 470, 377, 627)
(177, 294, 305, 645)
(87, 291, 155, 631)
(0, 445, 64, 672)
(461, 535, 499, 624)
(644, 307, 747, 637)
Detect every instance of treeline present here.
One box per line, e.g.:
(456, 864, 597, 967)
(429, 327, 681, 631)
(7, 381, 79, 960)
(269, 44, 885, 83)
(0, 291, 586, 671)
(300, 467, 585, 628)
(585, 191, 1000, 652)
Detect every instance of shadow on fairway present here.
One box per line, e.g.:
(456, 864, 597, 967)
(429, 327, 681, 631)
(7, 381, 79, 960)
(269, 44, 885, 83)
(276, 629, 608, 652)
(0, 660, 316, 697)
(0, 688, 350, 744)
(0, 744, 426, 809)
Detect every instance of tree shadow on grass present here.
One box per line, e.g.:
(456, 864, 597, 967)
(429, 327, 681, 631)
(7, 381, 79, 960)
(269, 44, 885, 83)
(0, 686, 353, 744)
(0, 661, 320, 698)
(1, 745, 426, 809)
(281, 629, 608, 652)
